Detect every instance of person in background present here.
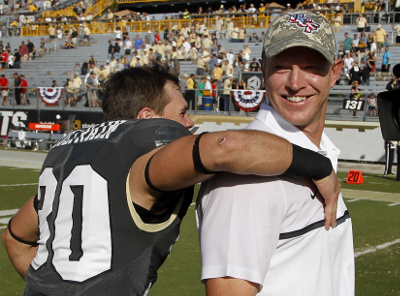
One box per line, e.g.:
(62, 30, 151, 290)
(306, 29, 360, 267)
(381, 45, 391, 72)
(0, 74, 9, 105)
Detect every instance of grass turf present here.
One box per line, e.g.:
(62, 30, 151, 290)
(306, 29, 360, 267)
(0, 167, 399, 295)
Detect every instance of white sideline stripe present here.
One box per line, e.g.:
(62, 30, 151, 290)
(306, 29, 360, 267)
(355, 238, 400, 258)
(0, 225, 6, 230)
(0, 217, 11, 224)
(345, 199, 360, 203)
(0, 183, 38, 187)
(388, 202, 400, 207)
(369, 181, 390, 186)
(0, 209, 19, 216)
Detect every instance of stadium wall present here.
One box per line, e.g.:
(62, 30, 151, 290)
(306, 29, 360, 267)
(0, 110, 393, 163)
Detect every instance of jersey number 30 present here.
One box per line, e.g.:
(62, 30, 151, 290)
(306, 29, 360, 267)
(32, 165, 112, 282)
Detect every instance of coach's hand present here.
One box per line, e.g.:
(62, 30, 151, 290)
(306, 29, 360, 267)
(313, 170, 340, 230)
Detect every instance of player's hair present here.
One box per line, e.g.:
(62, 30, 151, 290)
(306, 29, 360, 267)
(102, 62, 180, 121)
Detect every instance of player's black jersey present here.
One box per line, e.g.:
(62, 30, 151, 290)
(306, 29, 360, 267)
(25, 119, 193, 296)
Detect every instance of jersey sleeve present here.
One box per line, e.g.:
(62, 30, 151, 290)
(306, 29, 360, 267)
(119, 118, 192, 161)
(196, 173, 285, 287)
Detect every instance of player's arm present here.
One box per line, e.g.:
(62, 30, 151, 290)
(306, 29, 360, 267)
(131, 130, 338, 229)
(205, 277, 259, 296)
(2, 195, 39, 280)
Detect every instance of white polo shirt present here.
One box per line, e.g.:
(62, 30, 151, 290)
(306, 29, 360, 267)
(196, 103, 355, 296)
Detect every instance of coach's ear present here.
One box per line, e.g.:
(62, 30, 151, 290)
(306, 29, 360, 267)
(137, 107, 157, 119)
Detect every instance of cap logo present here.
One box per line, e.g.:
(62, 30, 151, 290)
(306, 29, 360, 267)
(288, 14, 320, 34)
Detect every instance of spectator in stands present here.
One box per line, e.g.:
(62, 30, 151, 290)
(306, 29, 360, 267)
(381, 45, 391, 72)
(83, 23, 91, 42)
(88, 55, 97, 67)
(367, 93, 377, 116)
(332, 13, 342, 33)
(70, 27, 78, 48)
(392, 23, 400, 44)
(0, 74, 9, 105)
(362, 59, 372, 86)
(64, 78, 75, 106)
(19, 41, 28, 62)
(343, 32, 353, 53)
(196, 54, 207, 76)
(105, 9, 114, 21)
(360, 31, 367, 44)
(26, 39, 35, 60)
(8, 51, 14, 69)
(222, 59, 233, 77)
(10, 72, 22, 105)
(222, 74, 233, 111)
(343, 52, 353, 79)
(72, 73, 82, 101)
(85, 71, 99, 107)
(337, 44, 345, 60)
(212, 62, 223, 81)
(375, 24, 387, 53)
(134, 35, 144, 51)
(185, 73, 196, 110)
(37, 38, 45, 57)
(115, 26, 122, 41)
(197, 76, 206, 109)
(248, 32, 260, 43)
(48, 25, 56, 39)
(366, 31, 376, 51)
(13, 49, 21, 69)
(249, 58, 260, 72)
(366, 51, 377, 71)
(20, 74, 29, 105)
(349, 61, 362, 85)
(356, 38, 367, 64)
(356, 14, 368, 32)
(114, 59, 124, 72)
(1, 49, 7, 69)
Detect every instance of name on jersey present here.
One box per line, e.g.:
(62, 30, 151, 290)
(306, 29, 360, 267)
(53, 120, 127, 148)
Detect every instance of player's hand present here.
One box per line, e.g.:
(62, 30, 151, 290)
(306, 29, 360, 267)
(313, 170, 340, 230)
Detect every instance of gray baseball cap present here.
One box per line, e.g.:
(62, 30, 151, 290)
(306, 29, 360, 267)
(263, 10, 336, 64)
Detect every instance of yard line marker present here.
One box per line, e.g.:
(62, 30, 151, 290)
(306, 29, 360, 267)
(0, 209, 18, 216)
(0, 183, 38, 187)
(355, 238, 400, 258)
(388, 202, 400, 207)
(0, 226, 6, 230)
(345, 199, 360, 203)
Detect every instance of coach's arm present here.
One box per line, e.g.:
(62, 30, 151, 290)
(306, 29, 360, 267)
(2, 195, 38, 280)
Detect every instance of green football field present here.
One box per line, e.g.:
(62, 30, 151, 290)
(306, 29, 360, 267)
(0, 166, 399, 295)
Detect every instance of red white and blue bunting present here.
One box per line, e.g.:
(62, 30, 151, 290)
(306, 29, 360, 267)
(231, 90, 266, 112)
(38, 87, 64, 106)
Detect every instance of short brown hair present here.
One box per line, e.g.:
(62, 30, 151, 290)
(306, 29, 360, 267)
(102, 62, 180, 121)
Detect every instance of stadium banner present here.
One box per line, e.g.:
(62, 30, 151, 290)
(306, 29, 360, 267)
(343, 99, 365, 111)
(38, 87, 64, 106)
(0, 109, 103, 137)
(231, 90, 266, 112)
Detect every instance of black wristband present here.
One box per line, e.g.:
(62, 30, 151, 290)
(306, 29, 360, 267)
(285, 144, 333, 180)
(192, 132, 215, 175)
(7, 217, 38, 247)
